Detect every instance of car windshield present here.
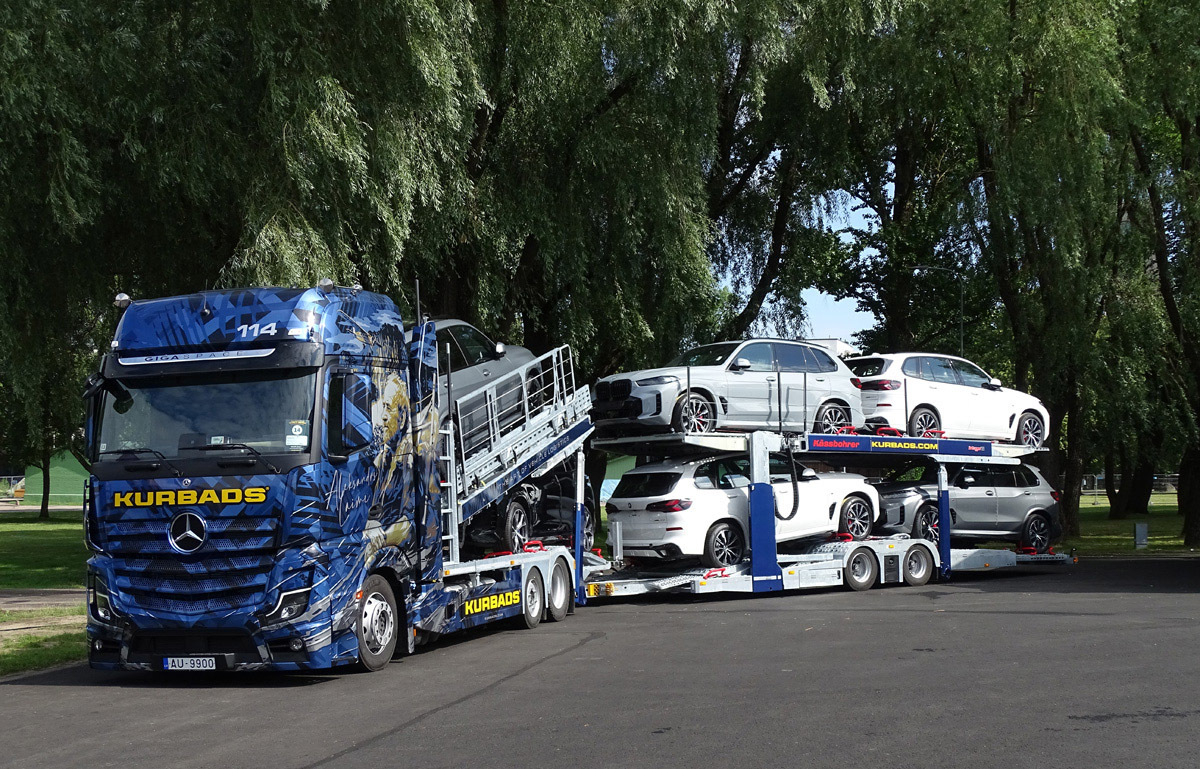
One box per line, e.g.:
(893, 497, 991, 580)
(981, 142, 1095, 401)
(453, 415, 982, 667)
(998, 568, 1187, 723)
(848, 357, 887, 377)
(667, 342, 740, 368)
(96, 369, 318, 460)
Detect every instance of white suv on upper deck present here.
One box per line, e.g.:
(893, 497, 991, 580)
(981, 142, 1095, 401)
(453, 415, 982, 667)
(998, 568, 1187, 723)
(592, 339, 865, 435)
(845, 353, 1050, 447)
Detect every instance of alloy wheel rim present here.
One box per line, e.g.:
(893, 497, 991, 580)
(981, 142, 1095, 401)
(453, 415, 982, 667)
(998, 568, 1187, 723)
(821, 407, 850, 432)
(915, 413, 939, 435)
(1020, 417, 1043, 447)
(683, 395, 712, 432)
(362, 592, 395, 655)
(846, 501, 871, 538)
(714, 529, 741, 565)
(1029, 518, 1049, 550)
(510, 506, 528, 549)
(922, 510, 940, 545)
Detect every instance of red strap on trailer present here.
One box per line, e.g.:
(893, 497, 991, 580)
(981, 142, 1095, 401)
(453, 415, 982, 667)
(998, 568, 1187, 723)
(703, 568, 729, 579)
(591, 548, 603, 556)
(1016, 547, 1036, 555)
(522, 541, 547, 552)
(877, 427, 903, 436)
(487, 550, 514, 558)
(834, 426, 857, 435)
(833, 532, 854, 542)
(922, 429, 946, 438)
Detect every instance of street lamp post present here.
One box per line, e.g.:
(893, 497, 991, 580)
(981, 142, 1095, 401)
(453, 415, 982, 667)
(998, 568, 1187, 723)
(913, 264, 963, 357)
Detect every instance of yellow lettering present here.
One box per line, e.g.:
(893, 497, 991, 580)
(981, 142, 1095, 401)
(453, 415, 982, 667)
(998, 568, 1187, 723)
(113, 492, 133, 508)
(221, 488, 240, 504)
(198, 489, 220, 505)
(177, 489, 197, 505)
(155, 491, 175, 506)
(133, 492, 155, 507)
(244, 487, 267, 504)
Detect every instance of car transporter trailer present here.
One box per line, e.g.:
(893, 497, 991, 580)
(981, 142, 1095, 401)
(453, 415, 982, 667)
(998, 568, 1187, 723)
(577, 431, 1074, 601)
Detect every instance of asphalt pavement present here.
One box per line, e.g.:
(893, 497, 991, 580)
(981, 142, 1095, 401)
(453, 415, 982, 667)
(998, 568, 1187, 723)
(1, 557, 1197, 769)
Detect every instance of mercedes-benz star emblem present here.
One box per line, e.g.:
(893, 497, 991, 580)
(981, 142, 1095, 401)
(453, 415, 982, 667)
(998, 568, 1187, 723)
(169, 512, 207, 554)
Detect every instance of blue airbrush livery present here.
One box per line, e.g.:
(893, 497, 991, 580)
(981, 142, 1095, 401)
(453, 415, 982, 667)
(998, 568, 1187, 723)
(84, 284, 585, 672)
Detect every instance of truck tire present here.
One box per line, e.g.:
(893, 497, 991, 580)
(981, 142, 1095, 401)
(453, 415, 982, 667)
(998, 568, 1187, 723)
(518, 569, 545, 629)
(547, 559, 571, 622)
(354, 574, 398, 672)
(844, 547, 878, 591)
(902, 545, 934, 586)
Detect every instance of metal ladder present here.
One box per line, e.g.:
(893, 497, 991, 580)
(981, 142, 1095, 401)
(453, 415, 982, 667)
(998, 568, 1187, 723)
(438, 417, 462, 565)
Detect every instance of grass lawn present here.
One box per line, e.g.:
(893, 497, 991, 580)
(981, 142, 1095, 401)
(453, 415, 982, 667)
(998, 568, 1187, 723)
(0, 510, 88, 590)
(0, 631, 87, 677)
(1055, 496, 1190, 556)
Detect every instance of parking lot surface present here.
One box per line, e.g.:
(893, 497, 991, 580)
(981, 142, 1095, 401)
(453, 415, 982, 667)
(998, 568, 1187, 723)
(2, 557, 1197, 769)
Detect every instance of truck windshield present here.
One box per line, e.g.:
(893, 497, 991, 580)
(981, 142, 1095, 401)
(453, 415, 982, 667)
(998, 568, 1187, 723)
(96, 369, 318, 460)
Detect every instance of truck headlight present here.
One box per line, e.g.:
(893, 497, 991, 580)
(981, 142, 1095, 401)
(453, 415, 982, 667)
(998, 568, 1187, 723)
(636, 375, 679, 386)
(88, 573, 116, 623)
(261, 588, 312, 625)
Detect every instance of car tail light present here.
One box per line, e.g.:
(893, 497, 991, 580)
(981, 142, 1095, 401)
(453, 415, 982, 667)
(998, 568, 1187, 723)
(646, 499, 692, 512)
(1050, 490, 1061, 502)
(605, 502, 619, 515)
(860, 379, 902, 391)
(851, 378, 862, 389)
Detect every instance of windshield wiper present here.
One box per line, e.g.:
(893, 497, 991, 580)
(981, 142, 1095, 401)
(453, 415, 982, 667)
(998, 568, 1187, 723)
(98, 448, 182, 477)
(181, 443, 282, 474)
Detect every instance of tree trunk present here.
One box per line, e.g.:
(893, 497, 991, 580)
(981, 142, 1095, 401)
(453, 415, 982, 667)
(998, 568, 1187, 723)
(1115, 458, 1155, 519)
(1179, 442, 1200, 547)
(1103, 451, 1119, 510)
(1059, 379, 1084, 538)
(39, 442, 51, 519)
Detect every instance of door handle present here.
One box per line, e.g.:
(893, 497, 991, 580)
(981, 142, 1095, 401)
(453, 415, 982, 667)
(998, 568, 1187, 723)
(765, 376, 776, 381)
(482, 370, 491, 377)
(985, 490, 995, 496)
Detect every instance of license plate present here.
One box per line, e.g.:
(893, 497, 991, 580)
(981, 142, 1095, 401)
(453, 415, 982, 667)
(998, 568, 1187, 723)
(164, 656, 216, 671)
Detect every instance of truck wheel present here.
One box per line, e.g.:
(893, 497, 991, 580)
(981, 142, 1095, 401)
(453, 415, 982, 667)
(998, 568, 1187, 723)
(500, 485, 538, 552)
(354, 574, 398, 672)
(902, 545, 933, 586)
(844, 547, 878, 591)
(518, 569, 545, 629)
(547, 559, 571, 622)
(701, 521, 745, 568)
(838, 496, 873, 541)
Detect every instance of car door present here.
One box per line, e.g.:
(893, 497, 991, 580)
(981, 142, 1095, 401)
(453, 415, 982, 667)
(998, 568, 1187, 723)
(773, 343, 820, 430)
(923, 356, 969, 435)
(951, 359, 1004, 439)
(993, 466, 1034, 536)
(950, 465, 998, 534)
(723, 342, 778, 428)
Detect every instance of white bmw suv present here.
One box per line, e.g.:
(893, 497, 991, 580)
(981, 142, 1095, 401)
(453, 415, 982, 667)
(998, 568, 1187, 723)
(605, 452, 880, 568)
(845, 353, 1050, 448)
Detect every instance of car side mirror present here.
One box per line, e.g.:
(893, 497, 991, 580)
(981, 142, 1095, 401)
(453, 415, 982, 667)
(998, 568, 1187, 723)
(958, 475, 975, 488)
(984, 377, 1002, 390)
(494, 342, 507, 358)
(801, 467, 818, 481)
(732, 357, 751, 371)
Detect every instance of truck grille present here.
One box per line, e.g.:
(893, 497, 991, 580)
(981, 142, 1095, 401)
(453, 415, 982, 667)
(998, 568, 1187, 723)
(105, 511, 279, 615)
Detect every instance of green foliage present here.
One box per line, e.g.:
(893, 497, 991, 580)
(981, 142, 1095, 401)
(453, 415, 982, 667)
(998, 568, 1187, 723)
(0, 631, 87, 677)
(0, 511, 87, 590)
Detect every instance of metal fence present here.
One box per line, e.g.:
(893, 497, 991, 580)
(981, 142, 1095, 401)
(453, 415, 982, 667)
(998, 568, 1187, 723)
(1078, 474, 1179, 505)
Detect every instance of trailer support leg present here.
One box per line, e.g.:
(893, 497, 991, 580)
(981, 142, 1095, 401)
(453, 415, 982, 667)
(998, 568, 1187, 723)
(937, 463, 952, 579)
(574, 448, 588, 605)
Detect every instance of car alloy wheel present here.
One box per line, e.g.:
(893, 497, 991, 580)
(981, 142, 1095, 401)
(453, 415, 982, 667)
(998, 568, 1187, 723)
(840, 497, 873, 540)
(1023, 513, 1051, 554)
(677, 393, 715, 433)
(914, 506, 940, 547)
(1018, 413, 1045, 448)
(910, 408, 940, 437)
(816, 404, 851, 433)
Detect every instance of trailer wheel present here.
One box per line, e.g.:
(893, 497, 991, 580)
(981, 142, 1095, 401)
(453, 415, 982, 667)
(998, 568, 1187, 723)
(844, 548, 878, 591)
(838, 496, 873, 541)
(518, 569, 545, 629)
(902, 545, 934, 586)
(547, 559, 571, 622)
(354, 575, 398, 672)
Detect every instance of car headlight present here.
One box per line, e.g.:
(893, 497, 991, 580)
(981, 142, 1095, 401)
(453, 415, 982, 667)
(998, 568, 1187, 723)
(635, 375, 679, 386)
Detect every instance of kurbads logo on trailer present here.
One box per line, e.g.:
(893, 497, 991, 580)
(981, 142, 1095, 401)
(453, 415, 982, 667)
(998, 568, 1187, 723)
(168, 512, 207, 553)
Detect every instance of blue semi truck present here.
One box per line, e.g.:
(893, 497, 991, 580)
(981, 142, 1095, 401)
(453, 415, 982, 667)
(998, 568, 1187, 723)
(82, 283, 592, 671)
